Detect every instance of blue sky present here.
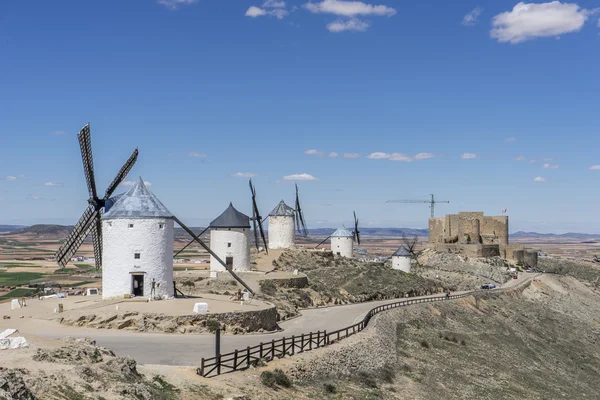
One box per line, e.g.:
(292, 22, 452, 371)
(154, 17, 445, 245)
(1, 0, 600, 233)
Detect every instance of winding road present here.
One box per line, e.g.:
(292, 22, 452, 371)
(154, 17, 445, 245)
(4, 273, 537, 366)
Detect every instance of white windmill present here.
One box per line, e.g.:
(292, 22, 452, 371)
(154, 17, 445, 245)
(267, 184, 308, 250)
(209, 203, 252, 274)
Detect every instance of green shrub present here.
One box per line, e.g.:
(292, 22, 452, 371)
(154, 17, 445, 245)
(420, 340, 430, 348)
(323, 383, 337, 394)
(260, 369, 292, 389)
(380, 363, 396, 383)
(260, 280, 277, 296)
(205, 319, 220, 333)
(181, 280, 195, 287)
(356, 371, 377, 388)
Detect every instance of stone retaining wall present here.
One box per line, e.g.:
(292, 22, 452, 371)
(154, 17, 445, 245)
(265, 276, 309, 289)
(57, 306, 279, 335)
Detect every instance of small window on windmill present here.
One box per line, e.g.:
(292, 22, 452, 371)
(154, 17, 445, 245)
(134, 253, 140, 259)
(128, 224, 134, 229)
(159, 223, 164, 229)
(227, 243, 232, 248)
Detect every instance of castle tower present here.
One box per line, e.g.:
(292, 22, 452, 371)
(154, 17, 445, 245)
(330, 227, 354, 258)
(392, 246, 411, 272)
(209, 203, 251, 273)
(267, 200, 296, 250)
(101, 177, 174, 300)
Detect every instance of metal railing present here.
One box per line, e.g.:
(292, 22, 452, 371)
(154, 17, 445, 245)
(197, 292, 470, 377)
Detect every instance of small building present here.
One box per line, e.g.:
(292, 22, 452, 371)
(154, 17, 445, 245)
(101, 177, 174, 300)
(268, 200, 296, 250)
(209, 203, 251, 273)
(392, 246, 412, 272)
(330, 227, 354, 258)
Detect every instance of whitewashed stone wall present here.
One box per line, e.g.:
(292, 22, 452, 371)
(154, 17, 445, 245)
(268, 216, 295, 250)
(102, 218, 174, 300)
(209, 228, 250, 272)
(392, 256, 411, 272)
(331, 236, 353, 258)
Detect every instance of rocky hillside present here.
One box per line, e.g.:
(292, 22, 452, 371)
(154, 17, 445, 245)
(414, 248, 515, 290)
(538, 256, 600, 286)
(258, 249, 451, 320)
(0, 337, 222, 400)
(249, 273, 600, 399)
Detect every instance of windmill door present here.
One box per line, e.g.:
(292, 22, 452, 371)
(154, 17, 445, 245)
(132, 275, 144, 297)
(226, 257, 233, 269)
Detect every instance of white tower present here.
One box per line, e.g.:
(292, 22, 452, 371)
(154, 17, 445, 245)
(330, 227, 354, 258)
(267, 200, 296, 250)
(101, 177, 174, 300)
(209, 203, 251, 273)
(392, 246, 412, 272)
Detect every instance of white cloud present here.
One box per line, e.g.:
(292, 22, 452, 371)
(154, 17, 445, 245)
(543, 163, 559, 169)
(534, 176, 547, 182)
(44, 182, 64, 187)
(264, 0, 286, 7)
(367, 152, 435, 162)
(304, 149, 325, 156)
(121, 180, 152, 187)
(342, 153, 361, 158)
(246, 6, 267, 17)
(515, 156, 526, 161)
(327, 18, 370, 32)
(246, 0, 290, 19)
(283, 173, 318, 181)
(414, 152, 435, 160)
(232, 172, 257, 178)
(462, 7, 483, 26)
(367, 152, 391, 160)
(328, 152, 339, 157)
(589, 165, 600, 170)
(157, 0, 198, 10)
(461, 153, 478, 159)
(1, 176, 17, 180)
(50, 130, 66, 135)
(505, 137, 517, 142)
(388, 153, 412, 162)
(188, 151, 207, 158)
(491, 2, 592, 44)
(530, 159, 536, 163)
(304, 0, 396, 17)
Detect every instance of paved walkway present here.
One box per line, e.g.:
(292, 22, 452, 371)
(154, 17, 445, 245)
(2, 273, 537, 366)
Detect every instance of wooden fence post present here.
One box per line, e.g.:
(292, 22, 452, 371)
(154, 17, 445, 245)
(233, 349, 239, 370)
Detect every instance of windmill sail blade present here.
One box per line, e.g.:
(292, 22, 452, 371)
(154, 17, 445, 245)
(249, 180, 260, 250)
(257, 218, 268, 254)
(104, 148, 139, 200)
(249, 179, 268, 253)
(314, 235, 332, 249)
(251, 208, 259, 250)
(354, 211, 360, 245)
(91, 212, 103, 270)
(173, 216, 255, 295)
(55, 207, 98, 268)
(173, 226, 209, 258)
(294, 184, 308, 237)
(78, 124, 98, 200)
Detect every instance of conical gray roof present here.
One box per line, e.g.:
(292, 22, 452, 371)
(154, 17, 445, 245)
(210, 203, 250, 228)
(103, 177, 173, 220)
(331, 227, 353, 238)
(269, 200, 295, 217)
(393, 246, 411, 257)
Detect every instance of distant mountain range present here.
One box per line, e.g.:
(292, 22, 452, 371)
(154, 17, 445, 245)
(0, 225, 27, 233)
(510, 231, 600, 240)
(5, 224, 600, 240)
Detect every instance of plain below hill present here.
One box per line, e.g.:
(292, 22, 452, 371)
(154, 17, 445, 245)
(0, 225, 26, 234)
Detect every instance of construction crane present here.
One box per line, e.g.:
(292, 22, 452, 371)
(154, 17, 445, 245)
(386, 194, 450, 218)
